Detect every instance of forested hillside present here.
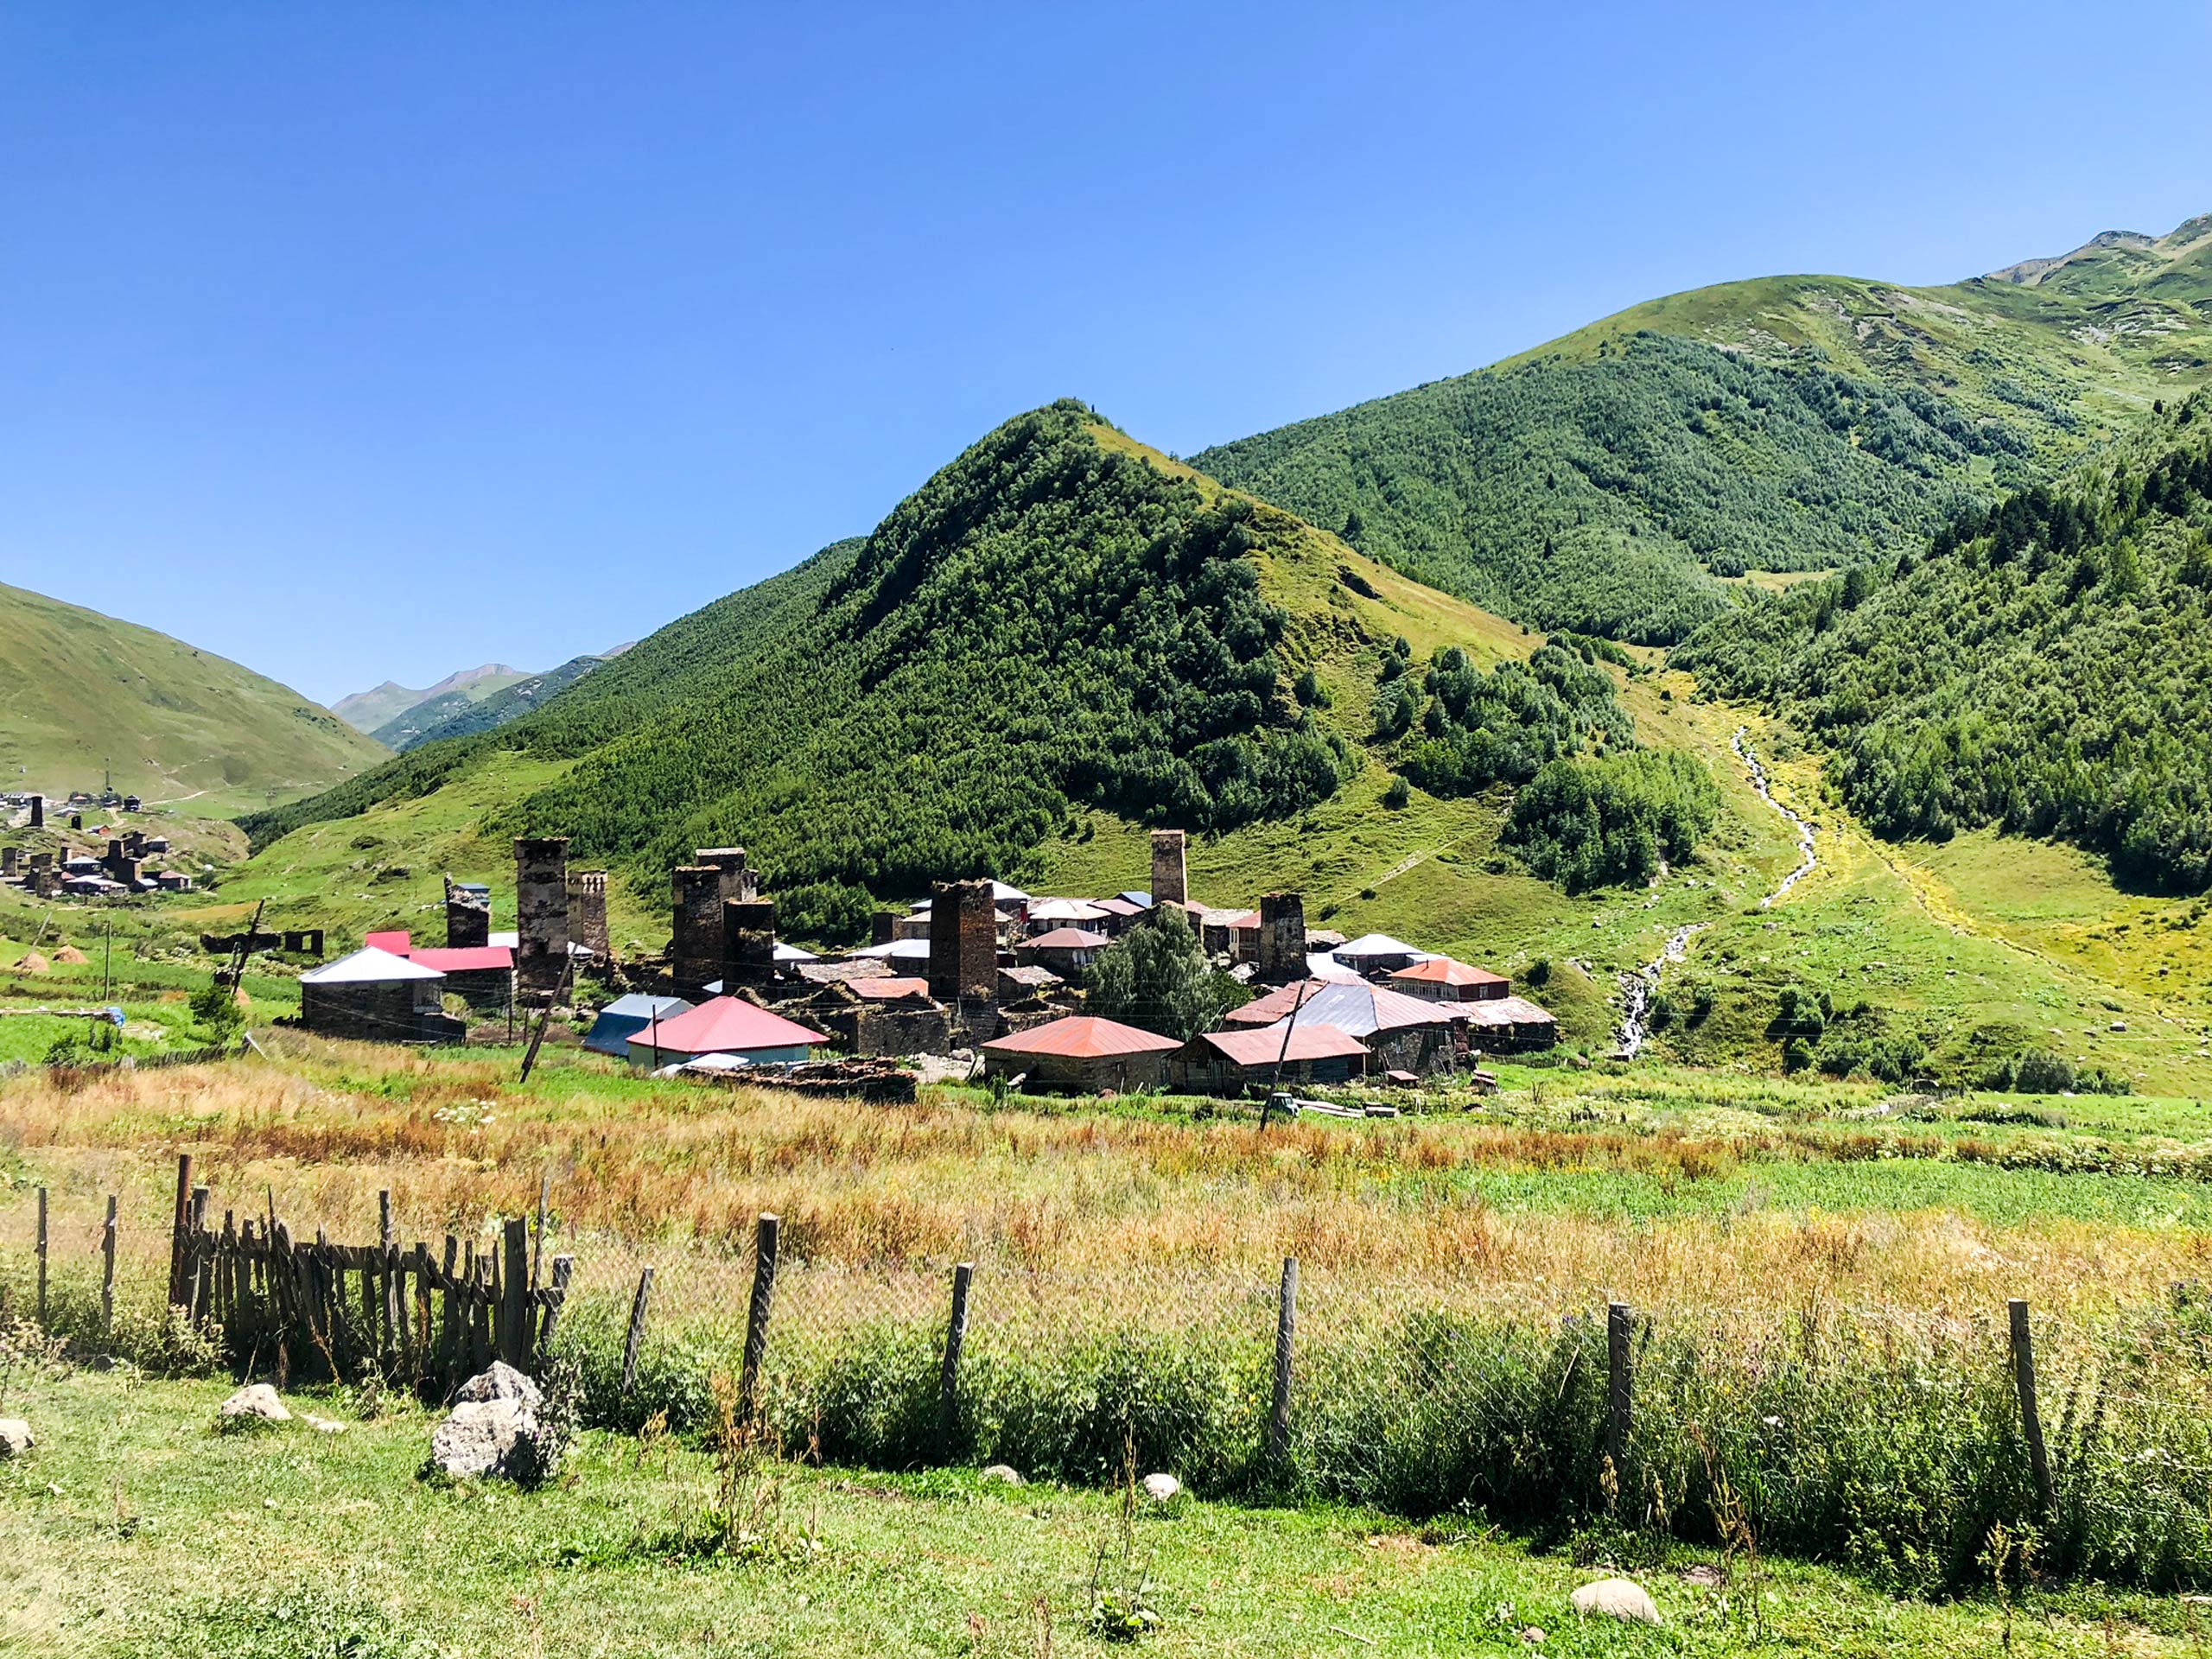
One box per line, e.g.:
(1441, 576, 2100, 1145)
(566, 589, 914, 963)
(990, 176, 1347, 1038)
(1197, 334, 2012, 641)
(1677, 392, 2212, 887)
(1198, 214, 2212, 645)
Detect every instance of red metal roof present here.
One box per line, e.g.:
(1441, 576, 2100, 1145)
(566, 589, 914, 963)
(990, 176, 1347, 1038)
(1192, 1021, 1370, 1067)
(850, 976, 932, 1000)
(630, 996, 831, 1057)
(1023, 927, 1109, 949)
(1391, 957, 1509, 988)
(365, 929, 411, 954)
(406, 945, 514, 974)
(982, 1015, 1181, 1058)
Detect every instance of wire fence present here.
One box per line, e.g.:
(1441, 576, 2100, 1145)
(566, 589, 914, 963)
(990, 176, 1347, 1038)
(10, 1169, 2212, 1592)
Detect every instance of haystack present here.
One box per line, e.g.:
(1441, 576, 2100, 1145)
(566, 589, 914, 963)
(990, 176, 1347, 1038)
(16, 952, 48, 975)
(51, 945, 87, 965)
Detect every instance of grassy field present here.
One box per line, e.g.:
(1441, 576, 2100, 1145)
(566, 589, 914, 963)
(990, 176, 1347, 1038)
(14, 1366, 2201, 1659)
(10, 1041, 2212, 1645)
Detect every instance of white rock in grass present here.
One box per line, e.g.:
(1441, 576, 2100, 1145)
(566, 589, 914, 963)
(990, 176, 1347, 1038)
(0, 1418, 32, 1457)
(980, 1465, 1024, 1486)
(219, 1383, 290, 1423)
(429, 1397, 536, 1479)
(1141, 1472, 1180, 1502)
(1571, 1577, 1661, 1625)
(449, 1361, 542, 1408)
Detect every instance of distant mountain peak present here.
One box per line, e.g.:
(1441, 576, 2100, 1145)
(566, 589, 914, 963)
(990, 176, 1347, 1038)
(1980, 215, 2205, 286)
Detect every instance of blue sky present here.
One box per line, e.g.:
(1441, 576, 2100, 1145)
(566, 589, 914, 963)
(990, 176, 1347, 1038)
(3, 2, 2207, 705)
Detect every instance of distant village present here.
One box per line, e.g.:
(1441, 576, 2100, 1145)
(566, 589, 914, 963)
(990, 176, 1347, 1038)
(1, 790, 195, 898)
(279, 829, 1558, 1099)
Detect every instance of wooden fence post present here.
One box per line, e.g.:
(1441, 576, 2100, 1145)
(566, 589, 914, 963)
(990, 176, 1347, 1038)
(532, 1172, 549, 1292)
(101, 1195, 118, 1333)
(939, 1262, 974, 1439)
(500, 1216, 530, 1370)
(167, 1152, 193, 1308)
(622, 1266, 654, 1392)
(739, 1212, 780, 1425)
(188, 1186, 211, 1325)
(1605, 1300, 1633, 1505)
(537, 1255, 574, 1353)
(1270, 1256, 1299, 1466)
(2009, 1299, 2054, 1517)
(35, 1186, 47, 1327)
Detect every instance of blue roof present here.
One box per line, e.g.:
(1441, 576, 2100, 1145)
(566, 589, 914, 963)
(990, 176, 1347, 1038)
(585, 995, 694, 1055)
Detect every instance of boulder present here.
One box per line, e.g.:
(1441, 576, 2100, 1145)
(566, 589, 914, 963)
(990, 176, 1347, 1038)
(980, 1464, 1024, 1486)
(1141, 1472, 1180, 1502)
(449, 1361, 542, 1408)
(219, 1383, 290, 1424)
(430, 1396, 537, 1479)
(0, 1418, 32, 1457)
(1571, 1578, 1661, 1625)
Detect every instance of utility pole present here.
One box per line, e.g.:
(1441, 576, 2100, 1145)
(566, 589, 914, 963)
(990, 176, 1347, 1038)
(1258, 978, 1315, 1131)
(102, 917, 112, 1002)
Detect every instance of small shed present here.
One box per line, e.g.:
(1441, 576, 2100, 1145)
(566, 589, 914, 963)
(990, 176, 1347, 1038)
(1171, 1020, 1370, 1092)
(585, 993, 694, 1057)
(625, 997, 831, 1068)
(979, 1015, 1181, 1094)
(1456, 993, 1560, 1052)
(299, 947, 467, 1045)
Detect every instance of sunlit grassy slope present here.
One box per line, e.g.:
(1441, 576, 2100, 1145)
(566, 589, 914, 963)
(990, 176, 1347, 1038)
(0, 582, 387, 812)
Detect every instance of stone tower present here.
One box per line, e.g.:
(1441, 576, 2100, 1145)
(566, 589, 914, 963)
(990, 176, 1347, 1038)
(1149, 829, 1188, 907)
(514, 836, 571, 996)
(927, 879, 998, 1006)
(1256, 891, 1306, 984)
(671, 866, 724, 995)
(722, 898, 778, 992)
(567, 870, 610, 960)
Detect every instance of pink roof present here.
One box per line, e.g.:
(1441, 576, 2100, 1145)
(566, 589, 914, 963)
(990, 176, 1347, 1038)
(982, 1015, 1181, 1058)
(1024, 927, 1109, 949)
(1092, 897, 1146, 918)
(1391, 957, 1509, 988)
(632, 996, 831, 1056)
(1192, 1021, 1370, 1066)
(365, 929, 411, 954)
(851, 976, 932, 1000)
(406, 945, 514, 974)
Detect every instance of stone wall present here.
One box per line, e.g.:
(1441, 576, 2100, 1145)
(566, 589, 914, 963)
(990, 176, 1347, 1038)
(722, 898, 778, 990)
(567, 870, 610, 959)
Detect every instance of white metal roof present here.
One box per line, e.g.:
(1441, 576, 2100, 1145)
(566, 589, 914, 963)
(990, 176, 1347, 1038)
(1332, 932, 1428, 960)
(299, 945, 444, 985)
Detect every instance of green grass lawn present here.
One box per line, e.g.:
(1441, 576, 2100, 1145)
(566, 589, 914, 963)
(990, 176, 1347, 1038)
(3, 1365, 2203, 1658)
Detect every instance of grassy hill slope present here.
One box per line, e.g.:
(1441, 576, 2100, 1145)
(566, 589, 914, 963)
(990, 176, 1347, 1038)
(0, 582, 387, 812)
(1196, 214, 2212, 645)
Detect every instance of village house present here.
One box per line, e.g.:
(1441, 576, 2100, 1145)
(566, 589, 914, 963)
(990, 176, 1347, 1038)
(1170, 1020, 1371, 1092)
(299, 947, 468, 1045)
(624, 996, 831, 1069)
(979, 1014, 1181, 1093)
(1225, 979, 1460, 1075)
(1389, 956, 1511, 1001)
(1015, 926, 1110, 978)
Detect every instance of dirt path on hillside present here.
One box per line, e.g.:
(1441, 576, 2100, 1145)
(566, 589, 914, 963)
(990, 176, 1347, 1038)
(1616, 727, 1816, 1058)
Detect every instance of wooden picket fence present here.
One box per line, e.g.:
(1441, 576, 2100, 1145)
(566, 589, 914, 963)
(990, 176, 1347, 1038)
(163, 1154, 573, 1395)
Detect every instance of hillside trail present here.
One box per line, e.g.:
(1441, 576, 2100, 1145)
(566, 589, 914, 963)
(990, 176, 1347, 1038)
(1616, 725, 1816, 1058)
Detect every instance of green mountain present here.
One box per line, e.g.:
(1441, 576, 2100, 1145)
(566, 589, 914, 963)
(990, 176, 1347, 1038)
(371, 652, 620, 750)
(1675, 390, 2212, 889)
(333, 664, 527, 735)
(241, 403, 1643, 938)
(1195, 215, 2212, 645)
(0, 582, 388, 812)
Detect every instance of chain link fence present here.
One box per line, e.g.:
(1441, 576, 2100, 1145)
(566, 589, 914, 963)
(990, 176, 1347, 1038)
(9, 1171, 2212, 1592)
